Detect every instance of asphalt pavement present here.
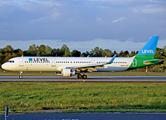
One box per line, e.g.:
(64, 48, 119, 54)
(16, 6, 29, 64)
(1, 113, 166, 120)
(0, 76, 166, 82)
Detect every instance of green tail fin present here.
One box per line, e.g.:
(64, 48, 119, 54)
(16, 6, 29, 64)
(128, 36, 161, 69)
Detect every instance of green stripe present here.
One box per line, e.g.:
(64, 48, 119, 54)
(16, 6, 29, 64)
(128, 55, 161, 70)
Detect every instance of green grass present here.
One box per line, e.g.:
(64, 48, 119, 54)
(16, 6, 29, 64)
(0, 71, 166, 76)
(0, 82, 166, 113)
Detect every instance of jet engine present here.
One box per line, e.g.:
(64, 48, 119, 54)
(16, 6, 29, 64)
(61, 68, 75, 77)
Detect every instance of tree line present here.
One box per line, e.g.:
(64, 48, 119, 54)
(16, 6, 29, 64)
(0, 44, 166, 70)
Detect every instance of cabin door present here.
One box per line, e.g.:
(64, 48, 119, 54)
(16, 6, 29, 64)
(52, 59, 56, 67)
(19, 58, 24, 67)
(91, 60, 95, 64)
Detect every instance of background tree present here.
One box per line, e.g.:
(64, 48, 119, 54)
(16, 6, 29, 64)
(3, 53, 12, 63)
(63, 49, 72, 57)
(27, 44, 37, 56)
(72, 50, 81, 57)
(81, 51, 91, 57)
(101, 49, 112, 57)
(123, 50, 129, 57)
(37, 45, 46, 56)
(0, 53, 5, 67)
(154, 47, 164, 59)
(90, 47, 102, 57)
(39, 45, 46, 53)
(60, 44, 69, 56)
(118, 50, 124, 57)
(59, 44, 72, 57)
(45, 46, 52, 56)
(112, 51, 117, 56)
(3, 45, 13, 53)
(52, 48, 61, 56)
(128, 51, 136, 57)
(29, 44, 37, 52)
(13, 49, 23, 56)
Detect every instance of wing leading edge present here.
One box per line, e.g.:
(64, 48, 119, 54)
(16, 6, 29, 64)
(66, 54, 117, 72)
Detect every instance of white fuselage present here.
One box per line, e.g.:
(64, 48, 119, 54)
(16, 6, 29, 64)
(2, 57, 134, 72)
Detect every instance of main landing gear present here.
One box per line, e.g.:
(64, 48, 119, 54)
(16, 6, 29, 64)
(77, 74, 87, 79)
(19, 71, 23, 79)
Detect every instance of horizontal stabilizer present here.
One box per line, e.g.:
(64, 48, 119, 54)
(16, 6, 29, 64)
(143, 59, 164, 64)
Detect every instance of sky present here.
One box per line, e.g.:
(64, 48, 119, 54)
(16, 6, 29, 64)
(0, 0, 166, 52)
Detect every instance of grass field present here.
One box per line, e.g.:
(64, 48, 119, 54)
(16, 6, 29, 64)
(0, 82, 166, 113)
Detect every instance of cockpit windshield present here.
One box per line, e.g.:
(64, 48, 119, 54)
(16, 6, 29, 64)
(7, 60, 14, 63)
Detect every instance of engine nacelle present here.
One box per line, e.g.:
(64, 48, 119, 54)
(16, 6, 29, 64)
(61, 68, 75, 77)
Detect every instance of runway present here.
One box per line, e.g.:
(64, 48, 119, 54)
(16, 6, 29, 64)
(1, 113, 166, 120)
(0, 76, 166, 82)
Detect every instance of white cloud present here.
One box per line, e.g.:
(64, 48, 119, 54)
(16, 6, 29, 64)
(90, 0, 153, 5)
(112, 17, 124, 23)
(0, 1, 62, 12)
(133, 5, 166, 14)
(96, 17, 102, 22)
(28, 12, 60, 23)
(142, 7, 165, 13)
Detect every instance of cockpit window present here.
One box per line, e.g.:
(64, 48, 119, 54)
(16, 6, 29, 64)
(7, 60, 14, 63)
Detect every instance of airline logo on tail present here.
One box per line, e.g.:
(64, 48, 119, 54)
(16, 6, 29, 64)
(142, 50, 154, 54)
(137, 36, 159, 56)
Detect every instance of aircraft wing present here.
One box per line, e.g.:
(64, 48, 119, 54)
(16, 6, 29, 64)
(66, 54, 117, 72)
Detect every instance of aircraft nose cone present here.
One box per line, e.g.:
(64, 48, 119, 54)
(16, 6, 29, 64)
(1, 63, 8, 70)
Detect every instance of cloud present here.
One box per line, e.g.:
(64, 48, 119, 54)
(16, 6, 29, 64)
(0, 0, 166, 43)
(90, 0, 155, 5)
(96, 17, 102, 22)
(142, 7, 165, 13)
(112, 17, 124, 23)
(133, 4, 166, 14)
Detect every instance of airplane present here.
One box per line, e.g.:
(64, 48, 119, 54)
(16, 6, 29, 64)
(1, 36, 164, 79)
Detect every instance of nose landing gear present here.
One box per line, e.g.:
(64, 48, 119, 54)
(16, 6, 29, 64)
(19, 71, 23, 79)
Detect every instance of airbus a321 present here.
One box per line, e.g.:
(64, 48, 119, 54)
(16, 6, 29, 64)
(1, 36, 163, 79)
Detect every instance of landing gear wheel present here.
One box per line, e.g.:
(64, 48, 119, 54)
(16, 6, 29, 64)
(82, 75, 87, 79)
(77, 74, 82, 79)
(19, 71, 23, 79)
